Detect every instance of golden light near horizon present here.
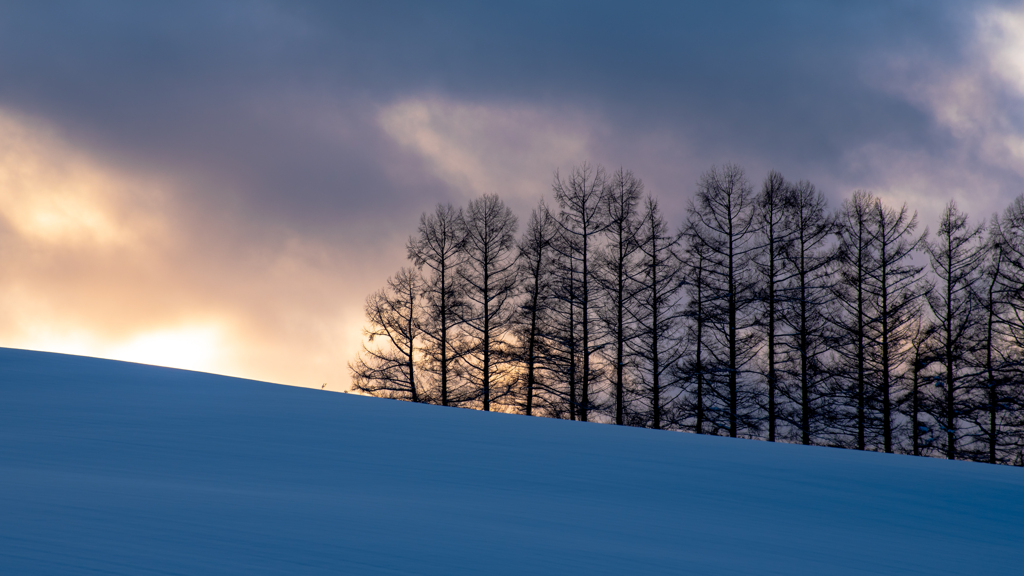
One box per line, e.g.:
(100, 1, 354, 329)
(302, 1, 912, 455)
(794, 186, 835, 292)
(10, 324, 224, 374)
(104, 326, 223, 372)
(0, 110, 223, 374)
(0, 108, 367, 390)
(1, 2, 1021, 399)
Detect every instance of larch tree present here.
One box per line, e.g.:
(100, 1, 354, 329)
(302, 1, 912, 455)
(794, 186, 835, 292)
(832, 191, 878, 450)
(923, 200, 986, 460)
(753, 170, 793, 441)
(984, 196, 1024, 463)
(865, 197, 927, 453)
(408, 203, 467, 407)
(544, 233, 582, 420)
(514, 202, 557, 417)
(686, 164, 761, 438)
(628, 196, 686, 429)
(779, 180, 836, 446)
(681, 220, 714, 434)
(596, 168, 643, 425)
(349, 267, 423, 401)
(550, 163, 608, 422)
(907, 315, 940, 456)
(973, 225, 1006, 463)
(459, 194, 520, 412)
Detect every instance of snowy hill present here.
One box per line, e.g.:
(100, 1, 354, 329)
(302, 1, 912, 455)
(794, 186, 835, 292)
(1, 348, 1022, 575)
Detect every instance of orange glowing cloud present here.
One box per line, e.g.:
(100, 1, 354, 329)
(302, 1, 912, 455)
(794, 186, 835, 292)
(0, 108, 370, 391)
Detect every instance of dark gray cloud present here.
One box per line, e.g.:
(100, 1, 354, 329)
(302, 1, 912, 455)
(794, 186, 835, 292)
(0, 1, 995, 212)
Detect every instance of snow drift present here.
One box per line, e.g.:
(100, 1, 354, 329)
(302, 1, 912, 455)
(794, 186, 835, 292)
(1, 347, 1021, 575)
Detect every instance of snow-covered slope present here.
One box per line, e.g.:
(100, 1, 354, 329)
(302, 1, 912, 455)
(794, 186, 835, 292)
(1, 347, 1021, 575)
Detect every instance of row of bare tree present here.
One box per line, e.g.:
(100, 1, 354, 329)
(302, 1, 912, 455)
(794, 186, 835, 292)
(351, 163, 1024, 465)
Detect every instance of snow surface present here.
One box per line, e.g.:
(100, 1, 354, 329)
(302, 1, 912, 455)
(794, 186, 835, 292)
(1, 347, 1022, 575)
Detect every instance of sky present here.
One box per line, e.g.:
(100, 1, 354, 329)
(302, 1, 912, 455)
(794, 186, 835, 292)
(0, 1, 1023, 390)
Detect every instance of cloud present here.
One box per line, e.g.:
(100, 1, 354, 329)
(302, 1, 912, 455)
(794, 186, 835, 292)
(911, 6, 1024, 181)
(1, 1, 1022, 393)
(815, 2, 1024, 229)
(981, 5, 1024, 98)
(0, 107, 370, 389)
(0, 111, 167, 248)
(379, 97, 595, 210)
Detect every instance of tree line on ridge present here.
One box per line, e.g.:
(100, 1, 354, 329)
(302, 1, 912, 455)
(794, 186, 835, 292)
(351, 162, 1024, 466)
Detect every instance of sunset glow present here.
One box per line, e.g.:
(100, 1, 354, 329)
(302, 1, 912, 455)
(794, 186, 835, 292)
(12, 325, 222, 374)
(4, 4, 1024, 573)
(0, 109, 359, 389)
(0, 2, 1021, 391)
(105, 326, 222, 372)
(0, 114, 147, 247)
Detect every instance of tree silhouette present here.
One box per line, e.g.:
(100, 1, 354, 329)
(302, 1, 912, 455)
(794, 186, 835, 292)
(408, 203, 468, 406)
(350, 267, 422, 401)
(685, 164, 760, 438)
(459, 194, 520, 411)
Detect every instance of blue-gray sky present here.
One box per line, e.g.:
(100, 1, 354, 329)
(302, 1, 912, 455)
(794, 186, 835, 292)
(0, 1, 1022, 388)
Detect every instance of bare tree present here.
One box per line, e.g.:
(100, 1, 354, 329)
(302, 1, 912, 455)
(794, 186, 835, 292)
(923, 200, 986, 459)
(778, 180, 837, 446)
(973, 226, 1006, 463)
(550, 163, 608, 421)
(541, 232, 582, 420)
(979, 196, 1024, 463)
(408, 203, 467, 407)
(628, 196, 686, 429)
(907, 316, 940, 456)
(459, 194, 520, 412)
(753, 170, 792, 441)
(681, 220, 714, 434)
(685, 164, 761, 438)
(514, 203, 557, 416)
(350, 267, 423, 401)
(833, 191, 878, 450)
(596, 168, 643, 425)
(865, 197, 927, 453)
